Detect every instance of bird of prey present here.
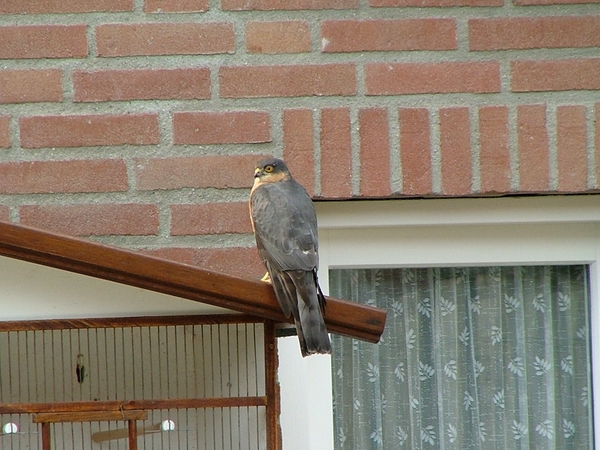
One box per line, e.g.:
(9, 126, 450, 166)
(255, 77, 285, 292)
(250, 158, 331, 357)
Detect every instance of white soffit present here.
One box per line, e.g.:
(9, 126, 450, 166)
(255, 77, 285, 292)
(316, 195, 600, 228)
(0, 255, 232, 321)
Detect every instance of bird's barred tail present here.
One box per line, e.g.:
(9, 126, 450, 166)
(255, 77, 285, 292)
(290, 271, 331, 357)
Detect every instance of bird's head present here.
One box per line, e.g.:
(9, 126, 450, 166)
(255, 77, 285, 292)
(253, 158, 291, 184)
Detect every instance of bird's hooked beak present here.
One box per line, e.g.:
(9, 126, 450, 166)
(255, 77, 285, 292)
(254, 167, 262, 178)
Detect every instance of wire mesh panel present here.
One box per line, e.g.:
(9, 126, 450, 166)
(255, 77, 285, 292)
(0, 316, 272, 450)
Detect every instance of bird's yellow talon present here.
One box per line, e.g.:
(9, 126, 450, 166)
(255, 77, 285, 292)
(261, 272, 272, 284)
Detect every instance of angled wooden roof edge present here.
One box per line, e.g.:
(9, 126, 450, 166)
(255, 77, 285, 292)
(0, 221, 386, 343)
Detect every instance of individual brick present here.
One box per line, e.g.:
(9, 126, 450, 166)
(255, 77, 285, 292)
(144, 0, 209, 12)
(283, 109, 315, 196)
(321, 19, 457, 52)
(219, 64, 356, 98)
(173, 111, 271, 145)
(371, 0, 502, 6)
(515, 0, 599, 5)
(399, 108, 432, 195)
(320, 107, 352, 199)
(366, 62, 500, 95)
(512, 59, 600, 92)
(0, 69, 63, 104)
(20, 114, 160, 148)
(556, 105, 588, 192)
(359, 108, 391, 197)
(96, 23, 234, 57)
(73, 68, 211, 102)
(0, 160, 128, 194)
(0, 25, 87, 59)
(478, 106, 511, 193)
(246, 21, 311, 54)
(222, 0, 358, 10)
(144, 247, 265, 279)
(0, 116, 10, 148)
(135, 154, 267, 190)
(470, 17, 600, 51)
(440, 107, 471, 196)
(517, 104, 549, 192)
(0, 206, 9, 221)
(170, 202, 253, 235)
(20, 204, 159, 236)
(0, 0, 132, 13)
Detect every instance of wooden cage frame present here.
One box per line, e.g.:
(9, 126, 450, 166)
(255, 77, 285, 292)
(0, 220, 386, 450)
(0, 314, 281, 450)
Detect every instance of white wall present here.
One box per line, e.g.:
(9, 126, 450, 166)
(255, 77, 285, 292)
(312, 195, 600, 450)
(0, 256, 229, 320)
(278, 338, 334, 450)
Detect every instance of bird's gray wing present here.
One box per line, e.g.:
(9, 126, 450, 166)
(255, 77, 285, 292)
(251, 179, 318, 272)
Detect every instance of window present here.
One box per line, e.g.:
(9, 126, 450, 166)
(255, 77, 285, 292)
(330, 266, 592, 448)
(314, 196, 600, 450)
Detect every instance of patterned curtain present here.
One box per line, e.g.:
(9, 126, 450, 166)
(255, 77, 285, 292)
(330, 266, 593, 449)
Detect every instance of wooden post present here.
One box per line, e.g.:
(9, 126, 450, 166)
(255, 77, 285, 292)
(264, 320, 281, 450)
(128, 420, 138, 450)
(41, 422, 51, 450)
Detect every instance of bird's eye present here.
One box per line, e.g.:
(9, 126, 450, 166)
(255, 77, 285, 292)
(264, 165, 274, 173)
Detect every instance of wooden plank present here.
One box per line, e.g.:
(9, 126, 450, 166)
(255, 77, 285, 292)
(0, 396, 269, 414)
(33, 410, 148, 423)
(0, 220, 386, 343)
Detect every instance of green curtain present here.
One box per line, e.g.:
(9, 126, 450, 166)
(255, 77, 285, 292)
(330, 266, 593, 449)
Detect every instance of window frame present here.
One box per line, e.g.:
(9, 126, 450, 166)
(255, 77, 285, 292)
(313, 195, 600, 450)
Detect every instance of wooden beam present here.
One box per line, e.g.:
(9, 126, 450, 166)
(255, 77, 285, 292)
(0, 221, 386, 343)
(33, 410, 147, 423)
(0, 397, 268, 415)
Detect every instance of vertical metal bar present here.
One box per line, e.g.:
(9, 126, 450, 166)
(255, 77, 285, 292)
(252, 324, 260, 448)
(199, 324, 207, 448)
(147, 327, 154, 450)
(85, 328, 92, 402)
(112, 327, 118, 403)
(236, 324, 242, 450)
(209, 325, 222, 450)
(264, 320, 280, 450)
(218, 323, 225, 449)
(68, 330, 76, 447)
(7, 331, 14, 403)
(244, 324, 253, 449)
(32, 330, 39, 403)
(156, 326, 162, 401)
(17, 331, 24, 404)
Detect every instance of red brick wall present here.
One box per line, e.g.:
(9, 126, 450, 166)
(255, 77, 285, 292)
(1, 0, 599, 277)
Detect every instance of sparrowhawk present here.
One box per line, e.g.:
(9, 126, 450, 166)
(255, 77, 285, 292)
(250, 158, 331, 357)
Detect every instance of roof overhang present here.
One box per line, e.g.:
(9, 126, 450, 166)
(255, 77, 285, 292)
(0, 221, 386, 343)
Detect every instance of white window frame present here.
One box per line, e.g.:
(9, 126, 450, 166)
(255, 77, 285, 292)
(278, 195, 600, 450)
